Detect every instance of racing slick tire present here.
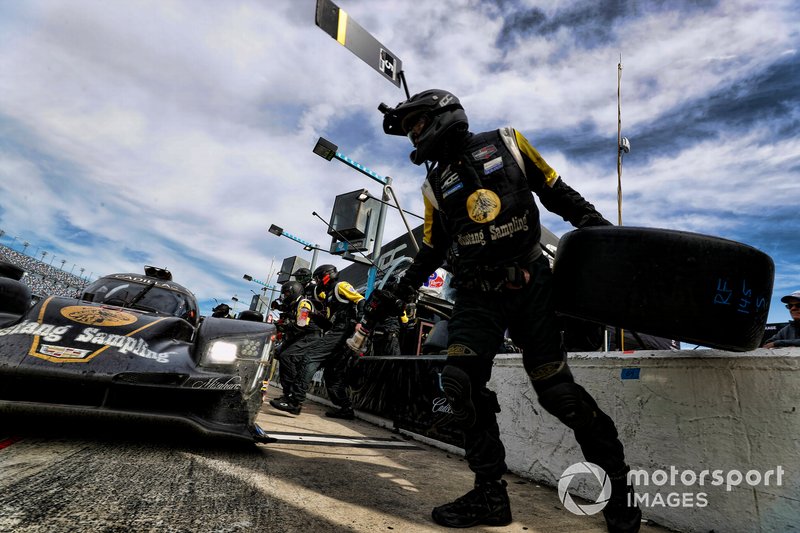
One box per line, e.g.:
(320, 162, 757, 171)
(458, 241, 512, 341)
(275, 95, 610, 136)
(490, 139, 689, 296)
(552, 226, 774, 352)
(238, 310, 264, 322)
(0, 277, 31, 324)
(0, 261, 25, 281)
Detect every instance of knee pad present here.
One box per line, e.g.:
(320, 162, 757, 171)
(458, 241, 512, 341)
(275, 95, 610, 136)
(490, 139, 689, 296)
(440, 365, 476, 428)
(537, 382, 596, 431)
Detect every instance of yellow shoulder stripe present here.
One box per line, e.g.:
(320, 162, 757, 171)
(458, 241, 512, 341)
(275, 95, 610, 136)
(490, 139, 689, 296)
(514, 130, 559, 187)
(336, 281, 365, 303)
(423, 195, 437, 246)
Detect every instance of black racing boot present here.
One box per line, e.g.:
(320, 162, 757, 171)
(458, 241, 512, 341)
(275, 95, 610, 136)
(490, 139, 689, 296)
(325, 406, 355, 419)
(270, 397, 301, 415)
(602, 469, 642, 533)
(431, 479, 512, 528)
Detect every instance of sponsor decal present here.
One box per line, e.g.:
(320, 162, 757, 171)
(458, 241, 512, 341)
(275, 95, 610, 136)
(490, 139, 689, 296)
(424, 272, 445, 289)
(0, 320, 72, 342)
(111, 275, 179, 291)
(446, 344, 477, 356)
(61, 306, 137, 327)
(442, 182, 464, 198)
(187, 376, 242, 391)
(488, 210, 529, 241)
(440, 166, 462, 198)
(440, 168, 460, 190)
(483, 156, 503, 175)
(466, 189, 501, 223)
(432, 396, 453, 414)
(38, 344, 91, 360)
(3, 316, 174, 364)
(438, 93, 455, 107)
(457, 229, 486, 246)
(527, 361, 564, 381)
(74, 327, 174, 363)
(471, 145, 498, 161)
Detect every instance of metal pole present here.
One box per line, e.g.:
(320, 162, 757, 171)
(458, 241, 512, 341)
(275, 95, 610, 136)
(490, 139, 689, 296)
(385, 182, 419, 253)
(617, 57, 623, 227)
(616, 56, 625, 352)
(310, 247, 319, 270)
(366, 176, 391, 298)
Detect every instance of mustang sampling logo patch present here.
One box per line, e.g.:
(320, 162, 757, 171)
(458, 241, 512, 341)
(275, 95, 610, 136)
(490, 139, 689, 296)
(60, 306, 137, 327)
(466, 189, 501, 223)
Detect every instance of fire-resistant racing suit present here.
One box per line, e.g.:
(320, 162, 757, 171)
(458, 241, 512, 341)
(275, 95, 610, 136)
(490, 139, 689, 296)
(294, 280, 365, 410)
(274, 293, 322, 403)
(399, 127, 631, 487)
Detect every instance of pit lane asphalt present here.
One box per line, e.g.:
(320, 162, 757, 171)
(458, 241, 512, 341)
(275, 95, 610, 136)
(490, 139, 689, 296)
(0, 391, 673, 533)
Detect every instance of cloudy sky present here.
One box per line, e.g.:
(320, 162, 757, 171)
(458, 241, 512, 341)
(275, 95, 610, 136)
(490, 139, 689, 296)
(0, 0, 798, 324)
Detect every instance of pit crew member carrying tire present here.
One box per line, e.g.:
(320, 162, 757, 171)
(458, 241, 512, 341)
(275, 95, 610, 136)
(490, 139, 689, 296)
(380, 89, 642, 532)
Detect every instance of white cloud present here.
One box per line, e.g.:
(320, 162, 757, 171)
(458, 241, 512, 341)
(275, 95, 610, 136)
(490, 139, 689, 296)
(0, 0, 797, 324)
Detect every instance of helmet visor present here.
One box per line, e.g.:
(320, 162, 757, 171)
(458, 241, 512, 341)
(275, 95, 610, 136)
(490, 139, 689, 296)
(401, 111, 428, 135)
(403, 114, 429, 145)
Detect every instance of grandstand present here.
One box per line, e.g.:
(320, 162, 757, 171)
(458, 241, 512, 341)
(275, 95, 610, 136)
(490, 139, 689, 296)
(0, 244, 90, 298)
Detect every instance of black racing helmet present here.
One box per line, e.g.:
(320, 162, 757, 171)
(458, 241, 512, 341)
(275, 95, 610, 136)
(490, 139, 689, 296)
(380, 89, 468, 165)
(211, 303, 231, 317)
(292, 267, 312, 285)
(280, 281, 304, 302)
(312, 264, 338, 289)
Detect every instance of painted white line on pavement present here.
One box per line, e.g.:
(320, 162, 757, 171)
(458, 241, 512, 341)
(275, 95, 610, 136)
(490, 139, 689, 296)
(264, 432, 420, 449)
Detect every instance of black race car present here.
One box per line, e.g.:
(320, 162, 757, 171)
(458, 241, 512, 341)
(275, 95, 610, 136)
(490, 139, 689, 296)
(0, 262, 275, 442)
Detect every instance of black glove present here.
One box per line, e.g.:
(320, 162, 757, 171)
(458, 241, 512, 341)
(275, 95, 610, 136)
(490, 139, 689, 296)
(387, 278, 418, 304)
(309, 310, 331, 329)
(576, 213, 613, 228)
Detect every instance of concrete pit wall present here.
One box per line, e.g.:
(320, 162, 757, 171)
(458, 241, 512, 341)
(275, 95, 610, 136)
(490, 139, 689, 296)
(488, 348, 799, 533)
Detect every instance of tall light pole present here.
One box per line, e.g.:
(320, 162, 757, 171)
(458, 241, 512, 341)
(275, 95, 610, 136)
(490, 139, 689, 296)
(313, 136, 412, 296)
(243, 274, 280, 311)
(250, 289, 270, 313)
(616, 57, 631, 351)
(358, 188, 421, 253)
(267, 224, 323, 271)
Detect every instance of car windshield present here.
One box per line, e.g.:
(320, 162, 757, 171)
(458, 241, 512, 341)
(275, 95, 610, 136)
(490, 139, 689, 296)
(82, 278, 193, 318)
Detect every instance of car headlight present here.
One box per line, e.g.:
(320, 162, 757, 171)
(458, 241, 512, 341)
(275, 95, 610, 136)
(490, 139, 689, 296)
(200, 336, 266, 367)
(205, 340, 238, 365)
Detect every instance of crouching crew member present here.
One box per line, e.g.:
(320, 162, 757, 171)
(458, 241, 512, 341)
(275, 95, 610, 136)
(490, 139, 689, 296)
(290, 264, 365, 420)
(269, 281, 323, 415)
